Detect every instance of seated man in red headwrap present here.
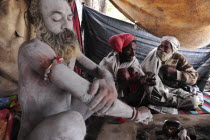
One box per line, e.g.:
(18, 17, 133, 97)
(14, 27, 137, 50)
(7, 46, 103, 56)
(99, 33, 156, 107)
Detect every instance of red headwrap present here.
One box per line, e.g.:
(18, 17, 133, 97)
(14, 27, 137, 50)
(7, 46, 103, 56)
(109, 33, 135, 52)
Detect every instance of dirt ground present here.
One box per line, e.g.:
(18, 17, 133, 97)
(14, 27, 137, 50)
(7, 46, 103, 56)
(86, 114, 210, 140)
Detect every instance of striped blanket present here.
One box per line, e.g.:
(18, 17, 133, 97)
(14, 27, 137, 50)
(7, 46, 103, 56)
(82, 6, 210, 92)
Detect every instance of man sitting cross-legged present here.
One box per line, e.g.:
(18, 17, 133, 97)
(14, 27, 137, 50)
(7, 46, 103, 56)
(99, 33, 156, 107)
(17, 1, 153, 140)
(141, 36, 203, 113)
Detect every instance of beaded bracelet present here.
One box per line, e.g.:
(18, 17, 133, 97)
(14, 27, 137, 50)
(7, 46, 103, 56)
(44, 56, 64, 81)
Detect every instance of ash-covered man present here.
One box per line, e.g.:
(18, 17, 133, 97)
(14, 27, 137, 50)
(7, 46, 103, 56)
(17, 0, 153, 140)
(141, 36, 203, 113)
(99, 33, 156, 107)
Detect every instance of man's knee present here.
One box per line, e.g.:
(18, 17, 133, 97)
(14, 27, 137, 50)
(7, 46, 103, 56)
(190, 95, 201, 109)
(177, 95, 201, 109)
(28, 111, 86, 140)
(59, 111, 86, 138)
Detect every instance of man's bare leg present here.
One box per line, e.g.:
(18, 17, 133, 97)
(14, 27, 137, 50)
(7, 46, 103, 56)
(27, 111, 86, 140)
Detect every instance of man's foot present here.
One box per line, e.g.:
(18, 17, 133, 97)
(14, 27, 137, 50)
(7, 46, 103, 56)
(147, 104, 178, 114)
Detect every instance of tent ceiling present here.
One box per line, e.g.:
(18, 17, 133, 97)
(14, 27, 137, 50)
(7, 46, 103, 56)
(110, 0, 210, 48)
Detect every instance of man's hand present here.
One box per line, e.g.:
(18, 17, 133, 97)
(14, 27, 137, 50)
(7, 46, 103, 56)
(178, 128, 191, 140)
(136, 106, 153, 124)
(87, 79, 118, 114)
(161, 65, 177, 80)
(137, 75, 156, 86)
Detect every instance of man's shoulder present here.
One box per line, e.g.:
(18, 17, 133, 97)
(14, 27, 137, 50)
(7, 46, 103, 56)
(19, 38, 54, 54)
(171, 52, 185, 60)
(102, 51, 118, 62)
(106, 51, 118, 57)
(20, 38, 47, 49)
(99, 51, 118, 67)
(19, 38, 56, 61)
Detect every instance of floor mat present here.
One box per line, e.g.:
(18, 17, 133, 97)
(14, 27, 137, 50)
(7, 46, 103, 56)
(179, 90, 210, 114)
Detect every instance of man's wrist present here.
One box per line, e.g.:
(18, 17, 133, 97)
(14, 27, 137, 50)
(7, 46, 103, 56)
(129, 107, 139, 121)
(129, 107, 136, 120)
(177, 70, 182, 81)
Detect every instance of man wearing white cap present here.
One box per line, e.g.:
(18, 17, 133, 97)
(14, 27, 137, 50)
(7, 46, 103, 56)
(141, 36, 203, 113)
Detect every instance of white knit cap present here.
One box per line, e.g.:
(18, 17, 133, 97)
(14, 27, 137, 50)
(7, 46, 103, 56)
(161, 36, 180, 53)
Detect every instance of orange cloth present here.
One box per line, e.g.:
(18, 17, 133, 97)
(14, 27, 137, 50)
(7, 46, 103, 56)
(109, 33, 135, 52)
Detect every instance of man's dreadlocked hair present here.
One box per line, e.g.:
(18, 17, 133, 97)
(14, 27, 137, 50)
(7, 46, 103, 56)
(27, 0, 41, 26)
(27, 0, 80, 63)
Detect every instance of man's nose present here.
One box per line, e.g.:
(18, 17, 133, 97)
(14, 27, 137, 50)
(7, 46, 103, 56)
(61, 18, 73, 30)
(159, 47, 165, 52)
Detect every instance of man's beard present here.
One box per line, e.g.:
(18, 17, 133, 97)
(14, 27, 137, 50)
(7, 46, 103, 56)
(157, 50, 173, 62)
(36, 22, 80, 63)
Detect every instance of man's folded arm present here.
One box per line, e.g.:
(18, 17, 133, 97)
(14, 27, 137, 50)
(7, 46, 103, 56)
(177, 55, 198, 85)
